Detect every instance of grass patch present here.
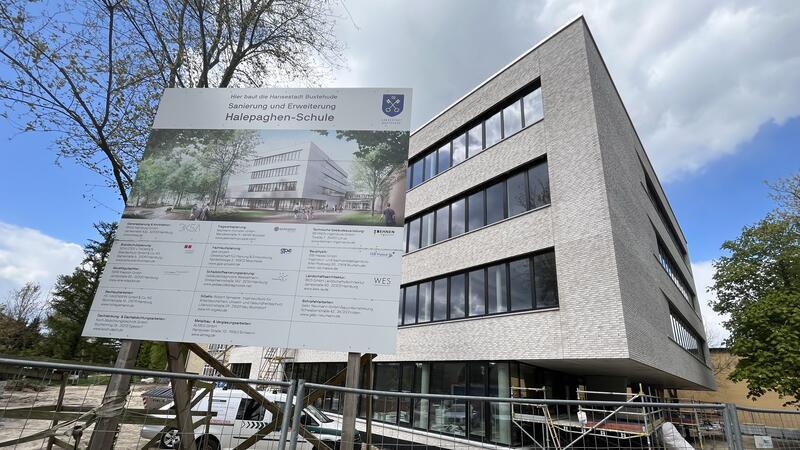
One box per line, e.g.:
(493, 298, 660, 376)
(334, 211, 385, 226)
(209, 209, 281, 221)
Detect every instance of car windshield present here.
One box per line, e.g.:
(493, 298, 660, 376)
(305, 405, 333, 423)
(275, 402, 333, 423)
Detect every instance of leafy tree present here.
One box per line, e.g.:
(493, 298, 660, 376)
(136, 341, 168, 370)
(0, 0, 342, 201)
(0, 282, 45, 355)
(351, 143, 403, 215)
(43, 222, 120, 364)
(195, 130, 260, 210)
(710, 174, 800, 405)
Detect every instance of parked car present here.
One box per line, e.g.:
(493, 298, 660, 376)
(140, 388, 356, 449)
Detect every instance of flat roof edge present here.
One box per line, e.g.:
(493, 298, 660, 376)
(411, 14, 585, 136)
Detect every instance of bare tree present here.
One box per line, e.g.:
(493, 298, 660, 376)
(0, 282, 45, 354)
(0, 0, 342, 202)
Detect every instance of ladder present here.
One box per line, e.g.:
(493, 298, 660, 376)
(257, 347, 296, 382)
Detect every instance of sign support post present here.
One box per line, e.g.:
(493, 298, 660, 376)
(87, 339, 141, 450)
(166, 343, 197, 450)
(341, 352, 361, 450)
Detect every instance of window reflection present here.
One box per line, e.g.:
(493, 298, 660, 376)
(433, 279, 448, 321)
(507, 172, 528, 216)
(484, 112, 502, 148)
(452, 134, 467, 166)
(467, 124, 483, 158)
(509, 259, 532, 311)
(404, 285, 417, 325)
(407, 84, 543, 191)
(421, 212, 434, 248)
(435, 205, 449, 243)
(534, 251, 558, 308)
(523, 88, 543, 126)
(469, 269, 486, 316)
(486, 181, 506, 225)
(451, 199, 466, 237)
(487, 264, 508, 314)
(449, 274, 466, 319)
(418, 281, 432, 323)
(528, 161, 551, 208)
(407, 218, 420, 252)
(468, 191, 485, 231)
(503, 101, 522, 137)
(437, 143, 451, 173)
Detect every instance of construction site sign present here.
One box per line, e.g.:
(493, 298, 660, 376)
(82, 88, 412, 353)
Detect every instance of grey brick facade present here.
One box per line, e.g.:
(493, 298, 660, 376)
(297, 17, 714, 390)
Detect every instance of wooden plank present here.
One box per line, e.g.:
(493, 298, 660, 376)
(167, 343, 196, 450)
(47, 371, 68, 450)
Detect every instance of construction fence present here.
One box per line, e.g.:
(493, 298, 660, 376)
(0, 357, 798, 450)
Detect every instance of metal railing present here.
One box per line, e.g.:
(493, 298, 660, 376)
(0, 357, 799, 449)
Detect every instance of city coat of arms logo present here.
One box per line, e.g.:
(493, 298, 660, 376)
(382, 94, 404, 117)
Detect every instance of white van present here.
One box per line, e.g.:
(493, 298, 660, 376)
(140, 389, 356, 450)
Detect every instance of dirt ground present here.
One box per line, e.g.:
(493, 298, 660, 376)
(0, 382, 162, 449)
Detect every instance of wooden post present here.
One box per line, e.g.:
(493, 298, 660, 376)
(341, 352, 361, 450)
(167, 343, 197, 450)
(46, 371, 67, 450)
(88, 339, 141, 450)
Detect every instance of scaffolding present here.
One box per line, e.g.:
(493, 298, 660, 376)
(257, 347, 296, 383)
(512, 385, 668, 449)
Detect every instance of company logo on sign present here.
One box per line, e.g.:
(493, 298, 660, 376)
(373, 229, 395, 235)
(382, 94, 404, 117)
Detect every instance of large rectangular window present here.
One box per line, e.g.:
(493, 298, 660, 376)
(484, 112, 502, 148)
(404, 286, 417, 325)
(437, 143, 451, 173)
(421, 212, 434, 248)
(411, 159, 424, 187)
(503, 101, 522, 137)
(670, 310, 705, 361)
(467, 124, 483, 158)
(451, 199, 466, 237)
(506, 172, 528, 216)
(528, 161, 551, 208)
(468, 269, 486, 316)
(449, 274, 466, 319)
(523, 88, 543, 126)
(424, 152, 437, 180)
(534, 251, 558, 308)
(487, 263, 508, 314)
(486, 181, 506, 225)
(657, 237, 694, 306)
(433, 279, 448, 321)
(509, 259, 533, 311)
(452, 134, 467, 166)
(468, 191, 485, 231)
(417, 281, 432, 323)
(407, 218, 420, 252)
(435, 205, 450, 243)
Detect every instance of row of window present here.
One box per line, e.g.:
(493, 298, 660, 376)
(399, 250, 558, 326)
(287, 360, 573, 446)
(657, 238, 694, 306)
(404, 159, 550, 253)
(251, 165, 299, 179)
(642, 163, 688, 261)
(247, 181, 297, 192)
(407, 86, 543, 190)
(670, 310, 705, 361)
(253, 150, 302, 166)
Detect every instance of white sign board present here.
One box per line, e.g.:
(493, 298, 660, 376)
(83, 88, 412, 353)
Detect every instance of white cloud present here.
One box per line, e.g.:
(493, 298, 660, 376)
(332, 0, 800, 181)
(691, 260, 729, 347)
(0, 222, 84, 300)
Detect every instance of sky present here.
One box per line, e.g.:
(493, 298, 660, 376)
(1, 1, 799, 345)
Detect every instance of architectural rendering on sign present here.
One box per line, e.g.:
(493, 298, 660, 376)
(122, 129, 408, 227)
(189, 17, 714, 447)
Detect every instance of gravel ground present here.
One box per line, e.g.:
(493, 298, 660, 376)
(0, 382, 162, 449)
